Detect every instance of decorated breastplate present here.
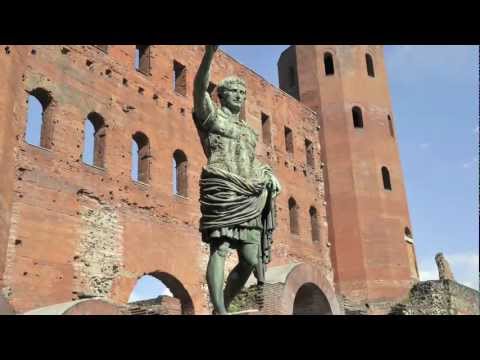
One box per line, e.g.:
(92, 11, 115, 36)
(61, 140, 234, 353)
(206, 108, 259, 178)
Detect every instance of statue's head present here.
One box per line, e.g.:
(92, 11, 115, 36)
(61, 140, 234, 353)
(218, 76, 246, 114)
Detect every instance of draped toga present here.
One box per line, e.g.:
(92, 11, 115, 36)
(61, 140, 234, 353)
(195, 107, 277, 282)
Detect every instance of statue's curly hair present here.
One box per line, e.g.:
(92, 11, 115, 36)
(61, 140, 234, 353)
(218, 76, 247, 98)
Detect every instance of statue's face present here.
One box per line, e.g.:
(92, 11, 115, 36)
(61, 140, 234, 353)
(220, 83, 246, 113)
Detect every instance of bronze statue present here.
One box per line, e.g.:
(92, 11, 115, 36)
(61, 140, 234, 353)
(193, 45, 281, 314)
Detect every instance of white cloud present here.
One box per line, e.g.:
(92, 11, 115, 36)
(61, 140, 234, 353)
(419, 269, 438, 281)
(386, 45, 478, 85)
(418, 252, 479, 290)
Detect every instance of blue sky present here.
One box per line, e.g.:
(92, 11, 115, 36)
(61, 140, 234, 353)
(26, 46, 479, 301)
(218, 45, 479, 292)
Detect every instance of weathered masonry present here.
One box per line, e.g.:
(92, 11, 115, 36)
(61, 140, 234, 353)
(0, 45, 419, 314)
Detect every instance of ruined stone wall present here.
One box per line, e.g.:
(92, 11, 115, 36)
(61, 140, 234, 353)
(127, 296, 182, 315)
(0, 45, 333, 314)
(390, 280, 480, 315)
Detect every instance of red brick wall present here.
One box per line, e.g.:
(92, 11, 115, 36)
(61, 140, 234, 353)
(0, 45, 333, 314)
(0, 47, 35, 296)
(279, 45, 418, 307)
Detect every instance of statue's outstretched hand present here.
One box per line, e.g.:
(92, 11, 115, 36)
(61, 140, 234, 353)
(206, 45, 219, 55)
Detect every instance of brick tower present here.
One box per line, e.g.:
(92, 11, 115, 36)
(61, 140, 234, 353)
(278, 45, 419, 312)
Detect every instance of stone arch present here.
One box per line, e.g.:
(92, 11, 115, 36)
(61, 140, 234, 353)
(293, 282, 332, 315)
(23, 298, 123, 315)
(281, 263, 342, 315)
(145, 271, 195, 315)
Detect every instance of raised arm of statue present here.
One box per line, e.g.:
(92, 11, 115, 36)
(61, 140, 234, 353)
(193, 45, 219, 128)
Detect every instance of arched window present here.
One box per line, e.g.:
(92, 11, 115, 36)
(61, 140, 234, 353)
(288, 197, 299, 235)
(83, 112, 106, 168)
(366, 54, 375, 77)
(173, 149, 188, 197)
(309, 206, 320, 243)
(324, 52, 334, 76)
(127, 272, 195, 315)
(387, 115, 395, 138)
(352, 106, 364, 128)
(381, 166, 392, 191)
(404, 227, 413, 242)
(131, 132, 151, 183)
(25, 88, 54, 148)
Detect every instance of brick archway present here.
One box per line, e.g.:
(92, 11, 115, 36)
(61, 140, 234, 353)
(249, 263, 343, 315)
(292, 282, 332, 314)
(245, 263, 342, 315)
(132, 271, 195, 315)
(281, 263, 342, 315)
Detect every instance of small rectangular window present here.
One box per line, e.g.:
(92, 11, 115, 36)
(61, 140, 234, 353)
(136, 45, 151, 75)
(285, 126, 294, 154)
(305, 138, 314, 168)
(366, 54, 375, 77)
(388, 115, 395, 138)
(261, 113, 271, 145)
(173, 60, 187, 96)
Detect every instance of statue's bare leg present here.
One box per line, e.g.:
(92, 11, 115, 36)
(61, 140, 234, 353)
(207, 239, 230, 314)
(224, 241, 259, 311)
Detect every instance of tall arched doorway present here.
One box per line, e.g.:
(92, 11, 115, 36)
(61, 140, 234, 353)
(128, 271, 195, 315)
(292, 282, 332, 315)
(244, 263, 343, 315)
